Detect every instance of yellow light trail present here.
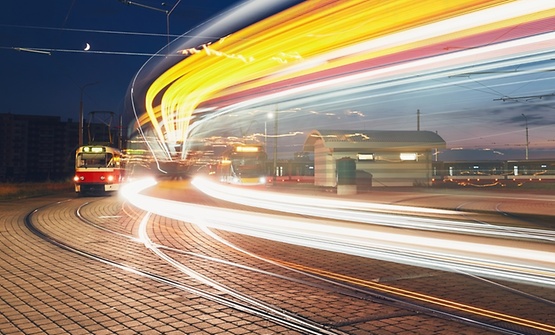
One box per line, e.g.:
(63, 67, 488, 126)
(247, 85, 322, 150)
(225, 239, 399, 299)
(141, 0, 555, 156)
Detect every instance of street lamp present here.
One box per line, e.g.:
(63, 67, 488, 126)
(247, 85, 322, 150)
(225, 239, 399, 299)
(522, 113, 529, 160)
(79, 82, 98, 146)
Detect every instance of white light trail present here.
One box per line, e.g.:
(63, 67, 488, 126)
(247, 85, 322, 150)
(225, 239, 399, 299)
(121, 178, 555, 287)
(191, 176, 555, 242)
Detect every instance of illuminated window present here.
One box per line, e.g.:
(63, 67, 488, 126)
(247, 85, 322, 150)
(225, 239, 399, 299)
(236, 146, 259, 153)
(83, 146, 105, 153)
(357, 153, 374, 161)
(400, 153, 417, 161)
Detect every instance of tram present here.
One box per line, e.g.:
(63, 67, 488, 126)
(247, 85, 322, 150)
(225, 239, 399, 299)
(73, 145, 125, 195)
(216, 144, 267, 185)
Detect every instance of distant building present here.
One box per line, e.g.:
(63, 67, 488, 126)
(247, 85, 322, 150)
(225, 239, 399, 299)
(0, 113, 122, 182)
(0, 114, 77, 182)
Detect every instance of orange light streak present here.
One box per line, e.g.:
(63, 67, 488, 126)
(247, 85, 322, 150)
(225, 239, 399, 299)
(276, 259, 555, 333)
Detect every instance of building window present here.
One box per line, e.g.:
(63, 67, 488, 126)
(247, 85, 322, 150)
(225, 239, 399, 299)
(400, 153, 417, 161)
(357, 153, 374, 161)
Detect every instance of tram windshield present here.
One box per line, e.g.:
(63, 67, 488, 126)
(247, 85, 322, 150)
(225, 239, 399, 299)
(230, 156, 266, 178)
(76, 153, 113, 168)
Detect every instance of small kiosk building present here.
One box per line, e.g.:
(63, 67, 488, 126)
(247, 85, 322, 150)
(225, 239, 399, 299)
(303, 130, 446, 187)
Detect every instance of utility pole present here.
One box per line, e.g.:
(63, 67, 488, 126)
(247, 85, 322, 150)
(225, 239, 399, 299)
(79, 82, 98, 146)
(522, 113, 529, 160)
(119, 114, 123, 150)
(417, 109, 420, 131)
(117, 0, 177, 55)
(273, 105, 278, 183)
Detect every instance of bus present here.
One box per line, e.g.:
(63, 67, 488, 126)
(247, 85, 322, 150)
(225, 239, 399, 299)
(217, 144, 267, 185)
(74, 145, 125, 195)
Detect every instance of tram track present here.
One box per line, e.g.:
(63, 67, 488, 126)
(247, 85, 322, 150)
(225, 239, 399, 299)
(453, 201, 555, 243)
(389, 192, 555, 238)
(200, 223, 555, 335)
(25, 200, 347, 335)
(23, 196, 555, 335)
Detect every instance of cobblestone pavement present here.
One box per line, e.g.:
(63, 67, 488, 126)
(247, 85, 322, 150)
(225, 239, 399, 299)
(1, 185, 554, 334)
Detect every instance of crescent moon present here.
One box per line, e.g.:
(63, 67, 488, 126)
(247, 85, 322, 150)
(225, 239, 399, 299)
(84, 43, 91, 51)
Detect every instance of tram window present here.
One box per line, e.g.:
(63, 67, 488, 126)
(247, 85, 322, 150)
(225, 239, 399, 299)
(78, 153, 109, 167)
(107, 154, 116, 167)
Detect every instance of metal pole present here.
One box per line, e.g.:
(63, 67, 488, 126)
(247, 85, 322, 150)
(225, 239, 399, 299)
(264, 121, 267, 152)
(273, 105, 278, 182)
(79, 82, 98, 147)
(79, 95, 84, 147)
(522, 113, 529, 160)
(417, 109, 420, 131)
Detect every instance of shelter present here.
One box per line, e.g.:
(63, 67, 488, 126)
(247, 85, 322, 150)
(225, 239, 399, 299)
(303, 130, 446, 187)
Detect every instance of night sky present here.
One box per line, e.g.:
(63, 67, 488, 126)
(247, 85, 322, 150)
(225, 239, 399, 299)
(2, 1, 555, 160)
(0, 0, 241, 121)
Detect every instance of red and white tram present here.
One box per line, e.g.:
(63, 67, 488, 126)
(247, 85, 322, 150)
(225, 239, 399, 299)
(73, 145, 125, 195)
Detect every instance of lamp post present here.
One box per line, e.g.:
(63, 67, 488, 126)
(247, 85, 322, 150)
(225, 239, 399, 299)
(274, 106, 279, 183)
(79, 82, 98, 146)
(266, 109, 278, 183)
(522, 113, 529, 160)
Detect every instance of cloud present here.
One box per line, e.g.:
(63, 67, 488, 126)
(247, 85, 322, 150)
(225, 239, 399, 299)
(492, 103, 555, 126)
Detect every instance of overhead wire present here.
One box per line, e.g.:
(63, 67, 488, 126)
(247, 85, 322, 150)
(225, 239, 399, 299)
(0, 23, 220, 39)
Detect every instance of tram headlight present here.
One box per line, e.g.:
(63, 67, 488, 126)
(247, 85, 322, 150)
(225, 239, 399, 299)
(107, 175, 114, 182)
